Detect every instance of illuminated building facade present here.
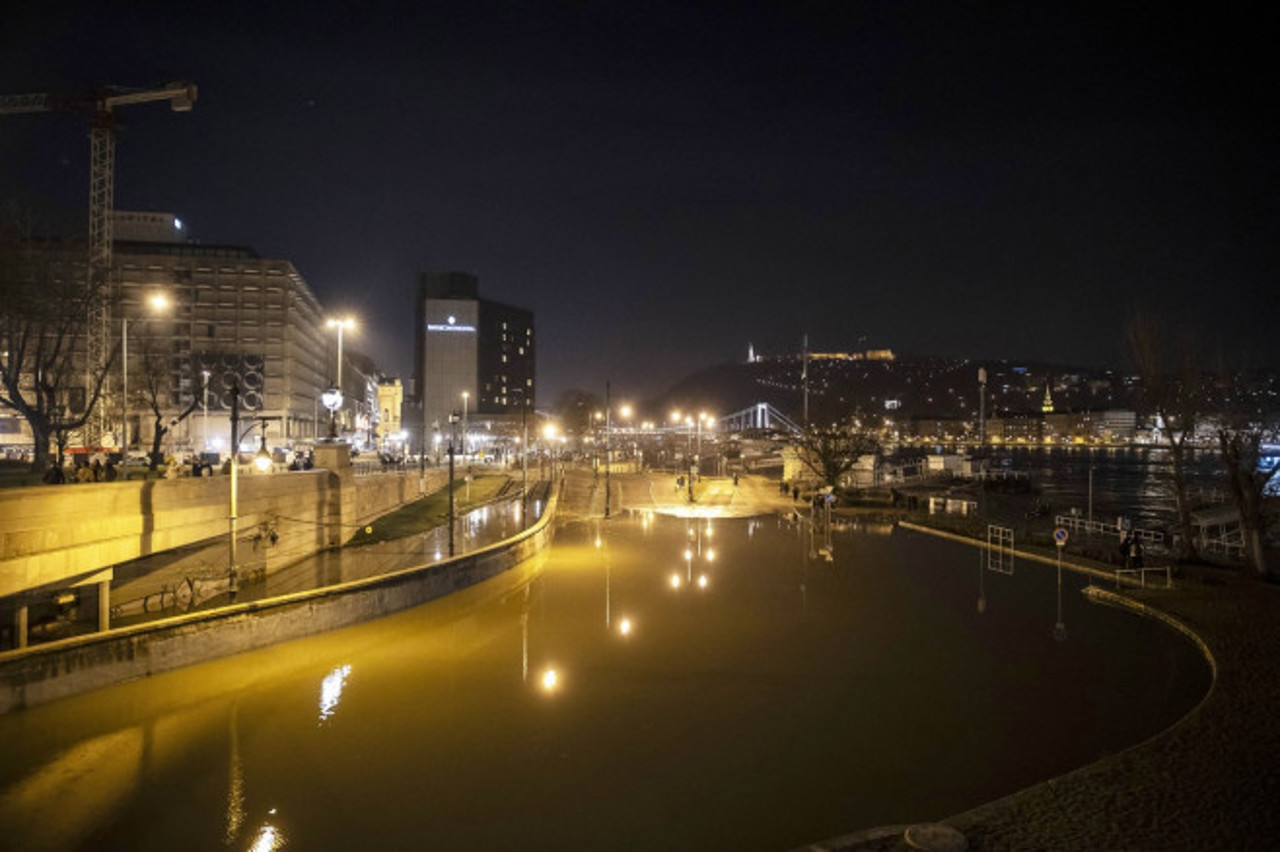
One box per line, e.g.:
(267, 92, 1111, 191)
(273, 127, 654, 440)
(112, 239, 329, 452)
(414, 272, 535, 444)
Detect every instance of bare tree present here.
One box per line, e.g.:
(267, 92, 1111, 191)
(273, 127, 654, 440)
(133, 334, 204, 470)
(1214, 371, 1279, 578)
(552, 388, 602, 439)
(0, 214, 116, 473)
(1125, 314, 1211, 562)
(793, 421, 880, 490)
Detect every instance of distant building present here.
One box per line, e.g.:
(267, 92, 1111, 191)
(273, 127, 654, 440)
(808, 348, 896, 362)
(414, 272, 535, 450)
(377, 378, 404, 448)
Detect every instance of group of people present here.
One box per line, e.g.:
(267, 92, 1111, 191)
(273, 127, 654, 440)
(43, 456, 118, 484)
(1120, 532, 1145, 568)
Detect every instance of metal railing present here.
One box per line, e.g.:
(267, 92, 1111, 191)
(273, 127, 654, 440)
(1055, 515, 1164, 545)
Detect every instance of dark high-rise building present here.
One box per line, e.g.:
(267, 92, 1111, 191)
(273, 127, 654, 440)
(414, 272, 535, 450)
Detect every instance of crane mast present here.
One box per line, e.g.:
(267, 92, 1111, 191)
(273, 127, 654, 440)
(0, 82, 196, 447)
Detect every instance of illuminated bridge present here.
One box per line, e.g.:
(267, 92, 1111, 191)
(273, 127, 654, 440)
(718, 402, 802, 435)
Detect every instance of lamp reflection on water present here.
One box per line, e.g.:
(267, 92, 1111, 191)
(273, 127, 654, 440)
(248, 809, 286, 852)
(319, 664, 352, 722)
(541, 668, 560, 692)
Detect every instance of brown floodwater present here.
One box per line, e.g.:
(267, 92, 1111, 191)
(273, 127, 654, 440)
(0, 511, 1210, 851)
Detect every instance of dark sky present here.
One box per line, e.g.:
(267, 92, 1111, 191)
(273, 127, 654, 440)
(3, 2, 1275, 403)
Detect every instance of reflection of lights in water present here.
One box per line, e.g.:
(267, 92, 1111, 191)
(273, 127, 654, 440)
(705, 522, 713, 537)
(541, 668, 559, 692)
(669, 574, 682, 589)
(618, 618, 632, 636)
(226, 705, 245, 845)
(697, 574, 709, 589)
(249, 810, 286, 851)
(705, 548, 715, 562)
(319, 664, 352, 722)
(595, 536, 602, 549)
(683, 548, 693, 561)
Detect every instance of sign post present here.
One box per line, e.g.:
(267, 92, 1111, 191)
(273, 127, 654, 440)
(1053, 527, 1068, 642)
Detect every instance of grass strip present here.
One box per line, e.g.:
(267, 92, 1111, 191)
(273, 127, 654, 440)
(346, 473, 513, 546)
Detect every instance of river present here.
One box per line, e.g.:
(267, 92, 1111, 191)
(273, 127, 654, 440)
(0, 509, 1209, 850)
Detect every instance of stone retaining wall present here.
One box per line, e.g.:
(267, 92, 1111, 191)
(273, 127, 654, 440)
(0, 455, 449, 599)
(0, 484, 557, 714)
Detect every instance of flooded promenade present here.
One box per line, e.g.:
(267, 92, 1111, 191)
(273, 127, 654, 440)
(0, 470, 1220, 850)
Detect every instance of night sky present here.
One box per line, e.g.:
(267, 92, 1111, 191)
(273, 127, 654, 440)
(2, 2, 1275, 403)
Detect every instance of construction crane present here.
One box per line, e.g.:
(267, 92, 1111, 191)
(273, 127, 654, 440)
(0, 82, 197, 446)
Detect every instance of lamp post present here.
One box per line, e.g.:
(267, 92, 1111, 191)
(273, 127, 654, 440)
(604, 381, 611, 519)
(542, 423, 559, 481)
(325, 317, 354, 437)
(228, 402, 277, 599)
(513, 388, 529, 527)
(461, 391, 470, 459)
(121, 292, 171, 452)
(448, 412, 459, 557)
(200, 369, 211, 453)
(321, 387, 343, 441)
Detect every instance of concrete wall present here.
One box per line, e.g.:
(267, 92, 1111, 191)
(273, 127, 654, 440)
(0, 484, 558, 714)
(0, 457, 449, 599)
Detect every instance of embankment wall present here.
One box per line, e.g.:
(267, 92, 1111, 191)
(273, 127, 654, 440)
(0, 484, 556, 714)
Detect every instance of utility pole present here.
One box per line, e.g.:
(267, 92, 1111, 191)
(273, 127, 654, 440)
(978, 367, 987, 447)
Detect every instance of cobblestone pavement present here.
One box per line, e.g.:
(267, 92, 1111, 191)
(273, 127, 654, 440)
(944, 563, 1280, 850)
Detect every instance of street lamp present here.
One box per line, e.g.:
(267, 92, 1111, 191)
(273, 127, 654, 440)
(448, 412, 460, 556)
(542, 422, 559, 479)
(200, 369, 211, 453)
(121, 292, 171, 453)
(321, 387, 343, 441)
(513, 388, 530, 527)
(325, 317, 355, 437)
(461, 391, 470, 458)
(604, 382, 612, 518)
(228, 409, 276, 598)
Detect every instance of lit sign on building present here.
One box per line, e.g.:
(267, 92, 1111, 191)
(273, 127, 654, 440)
(426, 315, 476, 333)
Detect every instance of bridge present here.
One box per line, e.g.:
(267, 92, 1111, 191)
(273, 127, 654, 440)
(718, 403, 802, 435)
